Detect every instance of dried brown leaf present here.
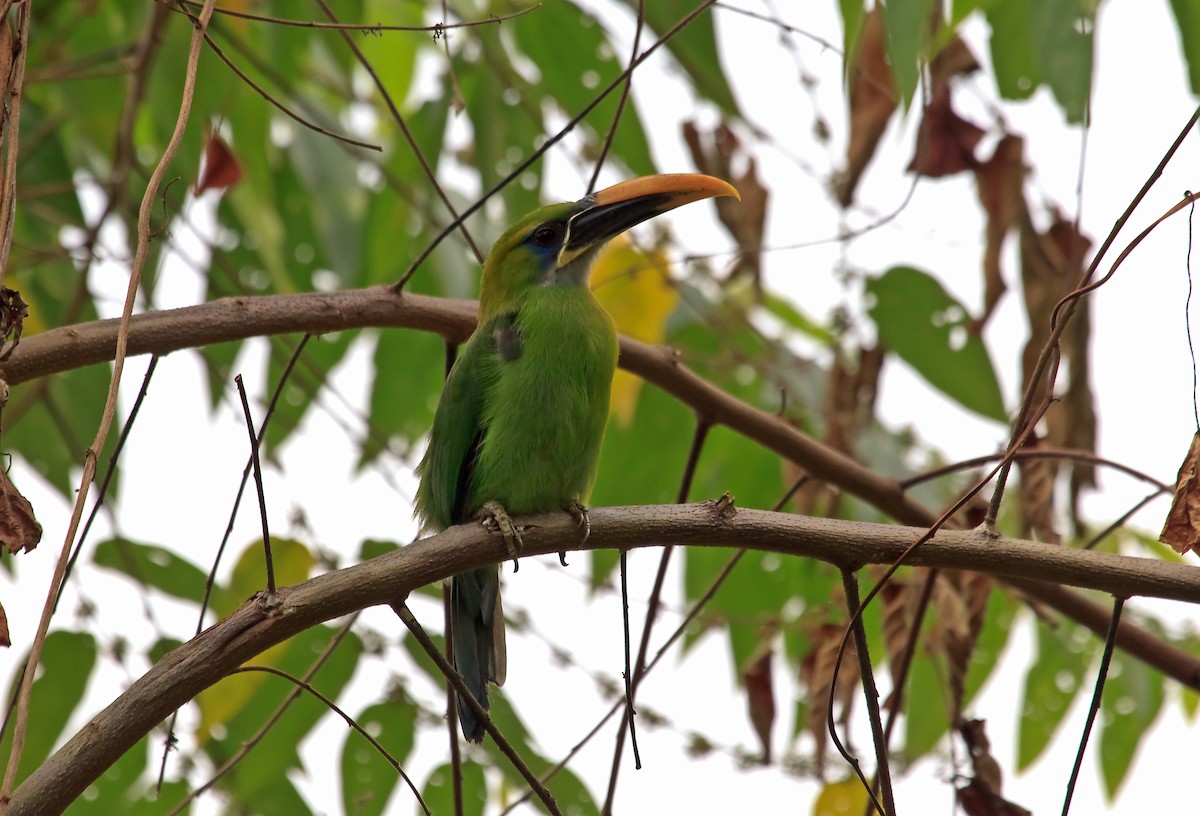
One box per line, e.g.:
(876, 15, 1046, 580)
(1161, 433, 1200, 555)
(930, 33, 980, 87)
(957, 780, 1031, 816)
(907, 84, 985, 178)
(801, 621, 858, 778)
(682, 121, 768, 289)
(742, 646, 775, 764)
(195, 134, 244, 194)
(960, 719, 1004, 794)
(931, 577, 972, 718)
(1017, 436, 1061, 545)
(973, 135, 1025, 327)
(0, 601, 8, 648)
(835, 9, 896, 206)
(0, 465, 40, 555)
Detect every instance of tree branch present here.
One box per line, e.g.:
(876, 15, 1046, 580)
(11, 502, 1200, 815)
(1, 286, 1194, 699)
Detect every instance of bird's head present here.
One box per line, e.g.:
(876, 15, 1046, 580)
(478, 174, 739, 319)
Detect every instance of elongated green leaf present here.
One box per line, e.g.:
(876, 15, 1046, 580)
(511, 0, 655, 176)
(0, 631, 98, 786)
(362, 328, 444, 467)
(1099, 651, 1164, 798)
(615, 0, 739, 115)
(340, 700, 418, 816)
(986, 0, 1093, 122)
(421, 761, 486, 816)
(93, 538, 208, 603)
(1017, 621, 1095, 769)
(883, 0, 934, 108)
(484, 694, 600, 816)
(1170, 0, 1200, 95)
(867, 266, 1006, 422)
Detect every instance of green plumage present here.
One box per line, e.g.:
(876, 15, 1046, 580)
(415, 203, 618, 742)
(412, 174, 737, 743)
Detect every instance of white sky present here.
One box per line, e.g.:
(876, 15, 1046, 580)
(4, 0, 1200, 813)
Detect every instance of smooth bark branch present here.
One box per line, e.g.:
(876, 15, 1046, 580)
(1, 287, 1195, 692)
(11, 502, 1200, 815)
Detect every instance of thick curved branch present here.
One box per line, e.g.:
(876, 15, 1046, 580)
(12, 501, 1200, 815)
(0, 286, 1193, 694)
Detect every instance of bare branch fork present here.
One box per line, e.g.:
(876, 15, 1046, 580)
(10, 502, 1200, 816)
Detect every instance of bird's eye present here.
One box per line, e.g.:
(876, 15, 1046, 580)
(530, 223, 563, 248)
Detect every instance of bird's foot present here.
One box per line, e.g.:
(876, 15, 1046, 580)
(480, 500, 523, 572)
(562, 500, 591, 567)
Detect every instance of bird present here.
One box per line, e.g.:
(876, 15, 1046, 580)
(414, 173, 740, 743)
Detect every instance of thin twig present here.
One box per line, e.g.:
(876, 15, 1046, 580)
(901, 446, 1171, 494)
(394, 0, 719, 291)
(157, 334, 312, 790)
(1061, 596, 1125, 816)
(0, 1, 220, 807)
(167, 3, 381, 152)
(837, 569, 893, 816)
(56, 355, 161, 611)
(587, 0, 644, 193)
(442, 583, 465, 816)
(602, 419, 709, 813)
(313, 0, 481, 261)
(234, 374, 276, 595)
(986, 105, 1200, 527)
(393, 602, 563, 816)
(168, 0, 538, 33)
(163, 616, 386, 814)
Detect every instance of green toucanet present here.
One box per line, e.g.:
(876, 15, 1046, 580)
(414, 173, 740, 742)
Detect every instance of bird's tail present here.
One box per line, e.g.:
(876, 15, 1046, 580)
(450, 567, 507, 742)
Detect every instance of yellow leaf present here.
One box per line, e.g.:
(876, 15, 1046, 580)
(195, 538, 314, 742)
(812, 777, 870, 816)
(590, 234, 678, 426)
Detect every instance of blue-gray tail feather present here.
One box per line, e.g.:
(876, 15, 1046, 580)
(451, 568, 503, 742)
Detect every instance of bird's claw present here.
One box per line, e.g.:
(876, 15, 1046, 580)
(562, 500, 591, 566)
(481, 500, 523, 571)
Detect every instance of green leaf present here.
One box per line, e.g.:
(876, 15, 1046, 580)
(883, 0, 934, 108)
(986, 0, 1039, 102)
(1099, 651, 1164, 799)
(361, 329, 445, 467)
(359, 539, 401, 561)
(203, 625, 363, 805)
(986, 0, 1093, 122)
(1170, 0, 1200, 95)
(962, 587, 1017, 706)
(761, 292, 834, 344)
(902, 647, 952, 759)
(615, 0, 739, 115)
(484, 694, 600, 816)
(421, 761, 486, 816)
(460, 31, 543, 219)
(1017, 621, 1095, 769)
(867, 266, 1006, 422)
(93, 538, 208, 603)
(340, 700, 418, 816)
(590, 383, 696, 584)
(510, 0, 655, 177)
(0, 631, 98, 787)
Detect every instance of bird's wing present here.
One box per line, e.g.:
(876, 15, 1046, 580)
(414, 314, 516, 530)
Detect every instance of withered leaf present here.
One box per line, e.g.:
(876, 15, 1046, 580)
(907, 84, 985, 178)
(0, 465, 40, 555)
(682, 121, 768, 289)
(195, 134, 244, 195)
(0, 601, 8, 648)
(957, 779, 1031, 816)
(836, 9, 897, 207)
(742, 646, 775, 764)
(973, 135, 1025, 327)
(930, 33, 980, 88)
(1160, 433, 1200, 555)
